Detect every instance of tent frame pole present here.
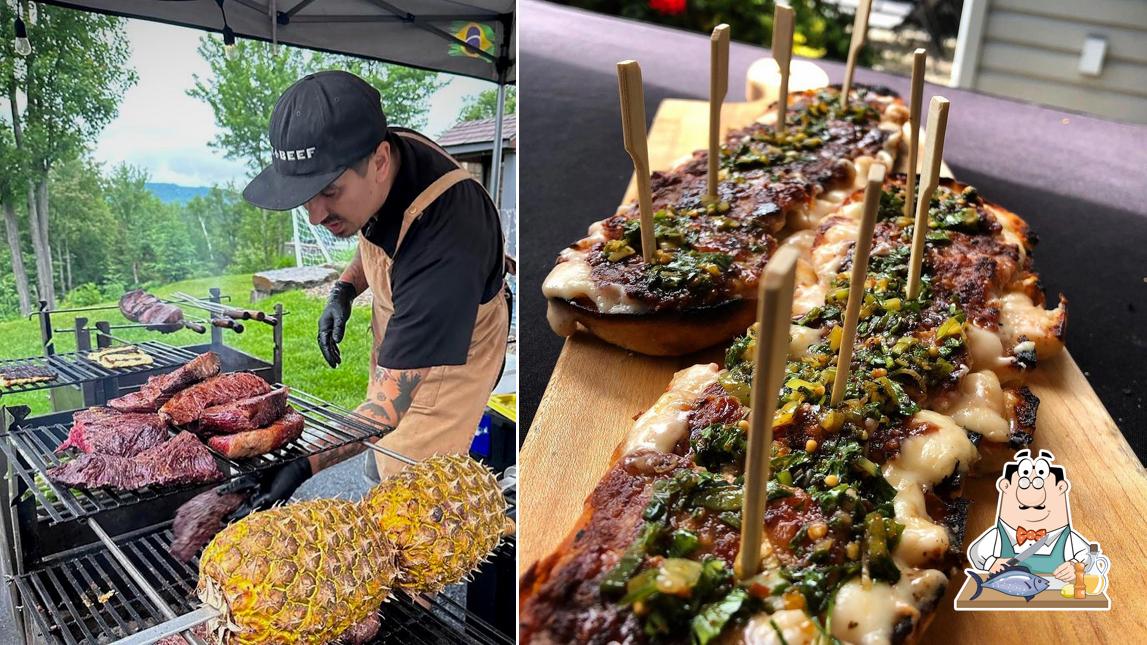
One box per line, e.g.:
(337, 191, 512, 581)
(490, 80, 506, 209)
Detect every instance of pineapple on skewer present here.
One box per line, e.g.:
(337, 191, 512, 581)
(365, 453, 508, 594)
(196, 454, 507, 644)
(197, 498, 396, 645)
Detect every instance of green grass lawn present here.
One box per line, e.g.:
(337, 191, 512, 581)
(0, 274, 375, 415)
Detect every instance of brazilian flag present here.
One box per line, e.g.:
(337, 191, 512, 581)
(449, 21, 496, 61)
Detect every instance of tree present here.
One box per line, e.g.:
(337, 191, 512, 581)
(181, 185, 291, 273)
(190, 37, 446, 172)
(0, 123, 31, 315)
(49, 156, 117, 292)
(102, 164, 198, 287)
(0, 3, 136, 307)
(456, 86, 516, 124)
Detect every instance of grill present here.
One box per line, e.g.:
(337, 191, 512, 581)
(15, 523, 513, 645)
(3, 388, 394, 525)
(1, 290, 515, 643)
(0, 343, 199, 397)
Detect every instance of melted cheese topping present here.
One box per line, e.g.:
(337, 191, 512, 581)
(739, 609, 818, 645)
(965, 323, 1012, 373)
(830, 569, 947, 645)
(886, 410, 980, 489)
(998, 290, 1064, 358)
(542, 254, 647, 314)
(883, 411, 978, 567)
(793, 216, 858, 317)
(623, 363, 720, 455)
(789, 324, 822, 357)
(942, 370, 1009, 443)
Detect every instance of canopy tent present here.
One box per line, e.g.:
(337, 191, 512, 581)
(33, 0, 516, 203)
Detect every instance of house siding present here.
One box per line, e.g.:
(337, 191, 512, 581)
(952, 0, 1147, 123)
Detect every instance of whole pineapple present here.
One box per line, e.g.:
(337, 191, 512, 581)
(365, 453, 507, 593)
(197, 498, 397, 644)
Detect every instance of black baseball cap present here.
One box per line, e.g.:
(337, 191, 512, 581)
(243, 70, 388, 211)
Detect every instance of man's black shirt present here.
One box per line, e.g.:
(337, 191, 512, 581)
(362, 128, 504, 370)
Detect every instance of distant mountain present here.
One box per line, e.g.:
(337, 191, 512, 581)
(146, 183, 212, 204)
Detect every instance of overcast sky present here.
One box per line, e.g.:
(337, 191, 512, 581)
(93, 19, 494, 188)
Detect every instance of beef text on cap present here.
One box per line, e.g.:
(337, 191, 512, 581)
(241, 70, 389, 211)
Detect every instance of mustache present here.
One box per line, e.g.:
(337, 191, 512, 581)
(1018, 504, 1046, 510)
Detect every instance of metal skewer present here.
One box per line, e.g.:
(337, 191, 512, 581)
(88, 519, 207, 645)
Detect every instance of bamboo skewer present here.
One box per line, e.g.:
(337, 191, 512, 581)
(904, 48, 927, 219)
(771, 5, 794, 130)
(707, 24, 730, 203)
(737, 245, 800, 579)
(831, 164, 885, 405)
(840, 0, 873, 108)
(617, 60, 657, 263)
(906, 96, 950, 300)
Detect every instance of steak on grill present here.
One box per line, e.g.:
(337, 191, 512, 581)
(198, 387, 289, 435)
(207, 408, 304, 458)
(119, 289, 184, 333)
(107, 352, 222, 413)
(160, 372, 270, 426)
(72, 407, 122, 425)
(47, 431, 223, 491)
(55, 410, 169, 457)
(169, 487, 250, 562)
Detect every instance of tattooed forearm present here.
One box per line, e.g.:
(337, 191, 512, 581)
(307, 368, 429, 474)
(365, 367, 429, 426)
(309, 441, 369, 473)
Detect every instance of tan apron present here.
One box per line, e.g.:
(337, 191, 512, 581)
(355, 131, 509, 479)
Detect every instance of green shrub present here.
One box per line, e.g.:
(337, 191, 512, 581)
(100, 282, 126, 301)
(63, 283, 105, 307)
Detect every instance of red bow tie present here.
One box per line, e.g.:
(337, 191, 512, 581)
(1016, 526, 1047, 546)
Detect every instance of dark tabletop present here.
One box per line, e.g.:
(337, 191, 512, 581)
(518, 0, 1147, 459)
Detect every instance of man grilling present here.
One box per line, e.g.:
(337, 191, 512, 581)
(237, 70, 508, 507)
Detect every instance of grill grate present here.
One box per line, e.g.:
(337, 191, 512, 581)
(0, 343, 200, 396)
(15, 524, 513, 645)
(2, 388, 394, 524)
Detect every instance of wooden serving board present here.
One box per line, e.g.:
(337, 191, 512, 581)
(953, 578, 1110, 611)
(520, 98, 1147, 640)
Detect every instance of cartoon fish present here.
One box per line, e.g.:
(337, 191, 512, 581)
(966, 567, 1050, 602)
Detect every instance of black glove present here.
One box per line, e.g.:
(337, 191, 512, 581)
(221, 459, 313, 522)
(318, 280, 357, 368)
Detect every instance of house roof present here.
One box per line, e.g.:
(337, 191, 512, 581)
(438, 114, 517, 149)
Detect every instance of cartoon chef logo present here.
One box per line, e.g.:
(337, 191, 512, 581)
(956, 449, 1111, 611)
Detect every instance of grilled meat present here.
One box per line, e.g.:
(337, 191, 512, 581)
(169, 488, 250, 563)
(119, 289, 184, 333)
(107, 352, 222, 413)
(55, 409, 169, 457)
(0, 364, 57, 388)
(47, 431, 222, 492)
(160, 372, 270, 426)
(198, 388, 290, 435)
(207, 408, 304, 458)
